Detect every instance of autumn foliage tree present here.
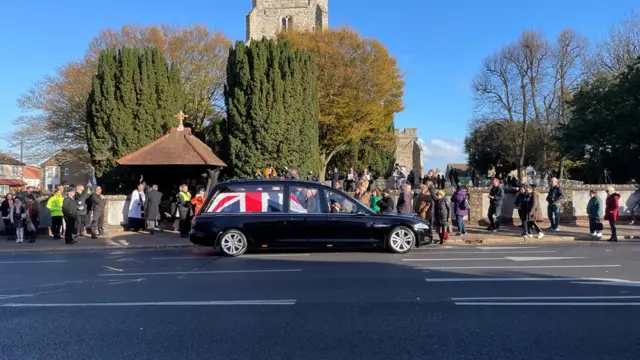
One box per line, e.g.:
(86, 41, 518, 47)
(7, 24, 230, 163)
(279, 28, 404, 179)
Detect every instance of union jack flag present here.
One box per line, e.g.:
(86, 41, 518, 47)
(207, 192, 294, 213)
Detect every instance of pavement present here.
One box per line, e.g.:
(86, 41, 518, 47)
(1, 223, 638, 253)
(1, 243, 640, 359)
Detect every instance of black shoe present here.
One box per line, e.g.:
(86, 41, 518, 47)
(91, 235, 98, 239)
(66, 240, 77, 245)
(607, 238, 618, 242)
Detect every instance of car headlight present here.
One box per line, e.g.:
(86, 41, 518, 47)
(413, 223, 429, 230)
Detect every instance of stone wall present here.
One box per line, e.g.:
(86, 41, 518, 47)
(247, 0, 328, 41)
(395, 128, 424, 177)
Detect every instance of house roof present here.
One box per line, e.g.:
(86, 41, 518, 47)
(446, 163, 470, 171)
(23, 166, 42, 179)
(0, 179, 27, 186)
(0, 154, 25, 166)
(41, 148, 90, 167)
(116, 128, 227, 166)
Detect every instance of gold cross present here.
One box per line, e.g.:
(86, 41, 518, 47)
(175, 111, 188, 125)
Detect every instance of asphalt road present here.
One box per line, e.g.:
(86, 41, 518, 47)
(2, 243, 640, 359)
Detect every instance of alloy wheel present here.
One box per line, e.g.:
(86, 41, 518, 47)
(389, 227, 415, 254)
(220, 230, 247, 257)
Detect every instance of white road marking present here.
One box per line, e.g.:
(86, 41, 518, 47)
(0, 289, 66, 300)
(102, 266, 123, 272)
(105, 278, 146, 286)
(477, 246, 538, 250)
(455, 302, 640, 306)
(419, 265, 620, 270)
(1, 300, 297, 307)
(109, 251, 125, 255)
(0, 260, 67, 264)
(425, 277, 611, 283)
(573, 281, 640, 287)
(505, 256, 584, 262)
(404, 258, 506, 262)
(106, 240, 122, 247)
(99, 269, 302, 276)
(406, 256, 583, 262)
(406, 250, 558, 255)
(0, 280, 87, 293)
(118, 240, 129, 246)
(151, 256, 214, 260)
(452, 295, 640, 301)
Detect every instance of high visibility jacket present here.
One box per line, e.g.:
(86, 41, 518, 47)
(179, 191, 191, 202)
(46, 194, 64, 217)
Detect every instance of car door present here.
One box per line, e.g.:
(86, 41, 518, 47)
(321, 189, 374, 243)
(282, 184, 327, 245)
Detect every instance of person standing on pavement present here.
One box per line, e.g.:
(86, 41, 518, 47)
(545, 177, 564, 232)
(415, 185, 432, 222)
(487, 177, 504, 232)
(128, 183, 146, 232)
(376, 188, 395, 214)
(604, 186, 620, 242)
(520, 185, 543, 238)
(515, 186, 526, 228)
(74, 185, 89, 237)
(587, 189, 603, 238)
(434, 190, 451, 244)
(451, 185, 468, 236)
(25, 198, 39, 243)
(190, 186, 206, 216)
(89, 186, 105, 239)
(369, 188, 382, 213)
(145, 185, 163, 235)
(1, 194, 16, 241)
(176, 184, 192, 238)
(11, 198, 26, 243)
(396, 183, 413, 215)
(46, 189, 64, 240)
(62, 188, 78, 244)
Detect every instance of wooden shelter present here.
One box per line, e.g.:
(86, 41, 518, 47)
(116, 112, 226, 194)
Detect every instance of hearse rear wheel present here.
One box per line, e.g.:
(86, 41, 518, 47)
(219, 229, 248, 257)
(387, 226, 416, 254)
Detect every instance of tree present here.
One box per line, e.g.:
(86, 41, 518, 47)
(86, 47, 183, 187)
(279, 28, 405, 180)
(560, 57, 640, 183)
(7, 24, 230, 164)
(589, 12, 640, 75)
(224, 39, 320, 178)
(328, 124, 396, 179)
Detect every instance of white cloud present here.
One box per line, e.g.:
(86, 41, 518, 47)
(419, 138, 467, 172)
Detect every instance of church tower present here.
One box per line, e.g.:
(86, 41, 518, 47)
(246, 0, 328, 41)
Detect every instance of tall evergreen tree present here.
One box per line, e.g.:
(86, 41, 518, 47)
(224, 39, 320, 178)
(87, 46, 183, 188)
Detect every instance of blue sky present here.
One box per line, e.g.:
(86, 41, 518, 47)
(0, 0, 637, 171)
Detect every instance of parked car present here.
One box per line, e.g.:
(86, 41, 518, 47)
(190, 179, 432, 256)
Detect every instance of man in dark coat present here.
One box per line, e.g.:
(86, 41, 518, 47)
(62, 188, 78, 244)
(487, 177, 505, 231)
(89, 186, 106, 239)
(396, 183, 413, 215)
(145, 185, 163, 235)
(75, 185, 89, 237)
(175, 184, 192, 238)
(376, 188, 395, 214)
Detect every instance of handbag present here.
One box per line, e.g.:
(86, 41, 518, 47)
(596, 222, 604, 231)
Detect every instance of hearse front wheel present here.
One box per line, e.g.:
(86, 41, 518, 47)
(387, 226, 416, 254)
(219, 229, 248, 257)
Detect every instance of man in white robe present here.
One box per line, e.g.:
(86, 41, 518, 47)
(128, 183, 146, 232)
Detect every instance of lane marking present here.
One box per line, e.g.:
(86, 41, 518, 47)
(0, 289, 66, 300)
(1, 300, 297, 307)
(425, 277, 607, 283)
(404, 258, 506, 262)
(573, 281, 640, 287)
(151, 256, 214, 260)
(452, 295, 640, 301)
(99, 269, 302, 277)
(0, 260, 67, 264)
(419, 265, 620, 270)
(455, 302, 640, 306)
(105, 278, 146, 286)
(406, 250, 558, 255)
(505, 256, 584, 262)
(102, 266, 123, 272)
(0, 280, 88, 294)
(477, 246, 538, 250)
(405, 256, 584, 262)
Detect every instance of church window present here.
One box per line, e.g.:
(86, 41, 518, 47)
(282, 17, 287, 31)
(281, 16, 293, 31)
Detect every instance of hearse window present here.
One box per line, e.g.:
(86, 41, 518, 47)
(205, 184, 284, 213)
(324, 190, 358, 214)
(289, 186, 322, 214)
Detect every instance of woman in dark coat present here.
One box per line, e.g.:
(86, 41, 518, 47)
(434, 190, 451, 244)
(519, 185, 543, 238)
(451, 185, 468, 236)
(1, 194, 15, 241)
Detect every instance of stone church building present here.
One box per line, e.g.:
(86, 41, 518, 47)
(246, 0, 329, 41)
(245, 0, 424, 177)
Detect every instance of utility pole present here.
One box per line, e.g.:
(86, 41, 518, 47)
(20, 140, 24, 163)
